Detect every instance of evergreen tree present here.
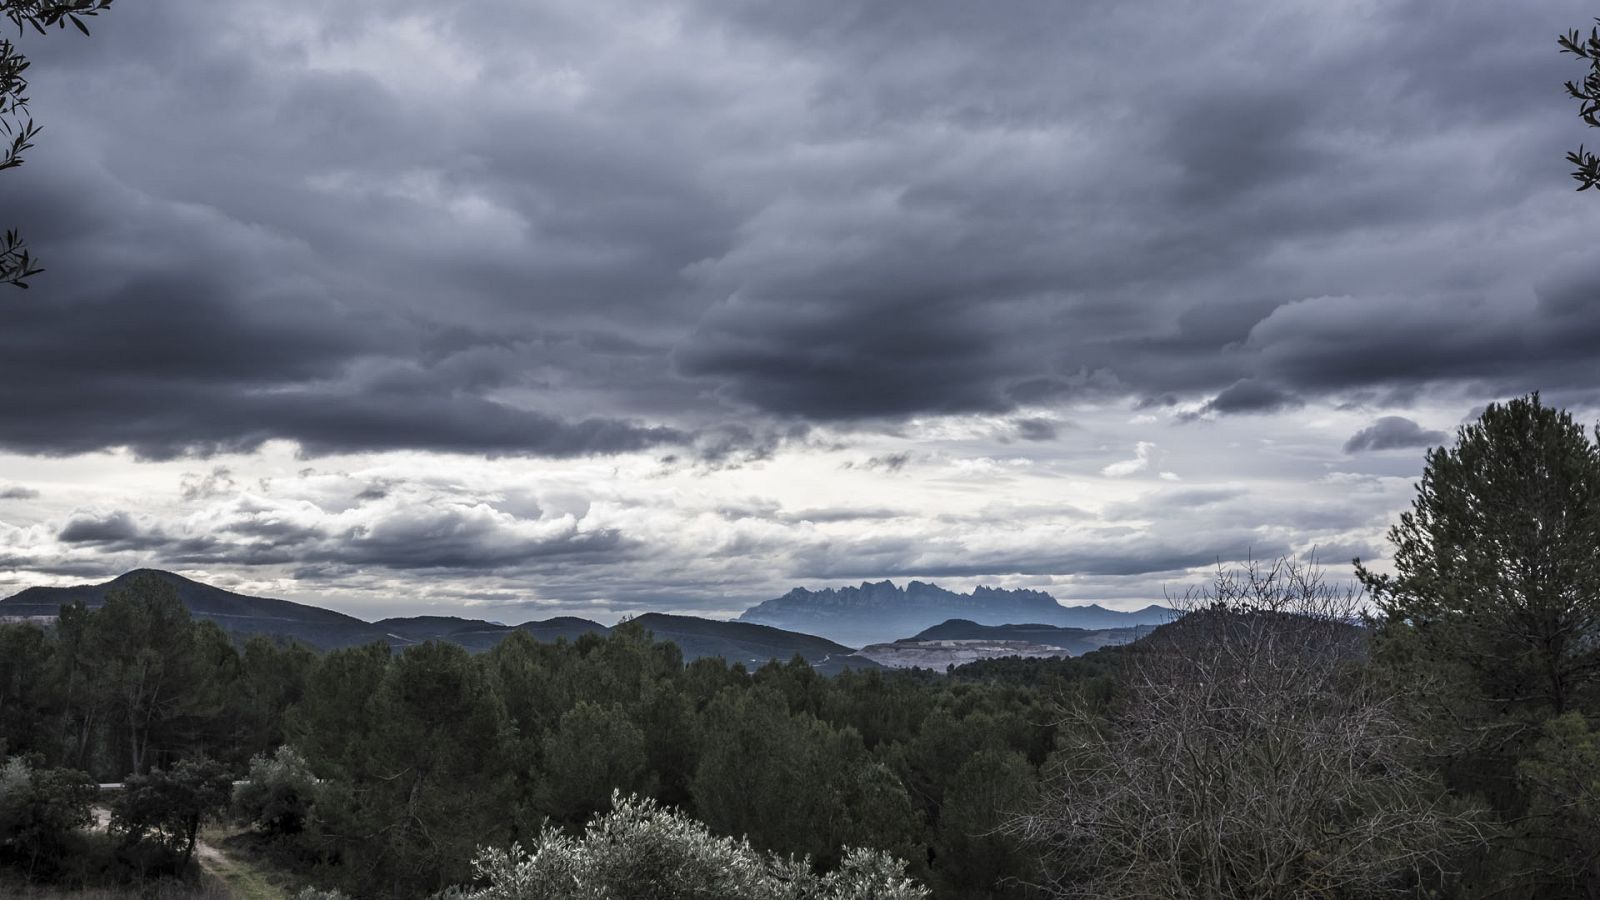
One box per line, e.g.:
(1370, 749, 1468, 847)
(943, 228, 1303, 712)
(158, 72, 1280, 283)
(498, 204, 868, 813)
(0, 755, 95, 878)
(0, 625, 57, 759)
(934, 749, 1036, 899)
(316, 641, 514, 896)
(1358, 395, 1600, 737)
(535, 701, 650, 826)
(110, 756, 232, 875)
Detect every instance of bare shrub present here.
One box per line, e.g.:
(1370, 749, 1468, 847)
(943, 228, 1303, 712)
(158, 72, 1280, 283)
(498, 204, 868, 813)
(1016, 557, 1483, 900)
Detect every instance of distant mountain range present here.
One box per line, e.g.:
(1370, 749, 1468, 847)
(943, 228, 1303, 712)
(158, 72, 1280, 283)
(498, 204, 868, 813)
(0, 570, 862, 669)
(0, 570, 1171, 674)
(738, 580, 1173, 646)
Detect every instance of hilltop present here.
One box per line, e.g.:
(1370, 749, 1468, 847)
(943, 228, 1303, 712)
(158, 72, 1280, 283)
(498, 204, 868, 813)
(0, 569, 387, 650)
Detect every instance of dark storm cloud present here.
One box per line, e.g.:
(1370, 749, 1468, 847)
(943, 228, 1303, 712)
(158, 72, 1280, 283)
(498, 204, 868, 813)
(0, 485, 40, 500)
(0, 157, 691, 459)
(40, 498, 633, 574)
(1344, 416, 1449, 453)
(58, 511, 144, 546)
(1191, 380, 1305, 418)
(1013, 418, 1059, 442)
(2, 0, 1596, 458)
(841, 452, 912, 473)
(674, 293, 1024, 419)
(665, 0, 1600, 419)
(324, 517, 627, 571)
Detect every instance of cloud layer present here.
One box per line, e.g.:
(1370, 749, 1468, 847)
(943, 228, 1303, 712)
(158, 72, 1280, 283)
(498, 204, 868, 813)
(0, 0, 1594, 615)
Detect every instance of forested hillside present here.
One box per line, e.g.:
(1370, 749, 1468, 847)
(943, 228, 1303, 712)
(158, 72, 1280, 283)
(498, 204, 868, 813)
(0, 573, 1106, 897)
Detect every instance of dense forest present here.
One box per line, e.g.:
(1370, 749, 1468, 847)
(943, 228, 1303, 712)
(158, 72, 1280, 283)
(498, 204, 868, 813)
(0, 568, 1107, 898)
(3, 393, 1600, 900)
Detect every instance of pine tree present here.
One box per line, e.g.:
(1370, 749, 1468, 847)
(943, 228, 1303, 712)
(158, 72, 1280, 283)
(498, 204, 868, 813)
(1358, 394, 1600, 723)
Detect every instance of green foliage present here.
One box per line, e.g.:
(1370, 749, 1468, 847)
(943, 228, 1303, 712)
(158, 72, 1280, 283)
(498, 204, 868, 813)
(303, 641, 516, 897)
(110, 757, 232, 875)
(1351, 396, 1600, 899)
(0, 0, 115, 287)
(287, 642, 392, 782)
(234, 637, 318, 758)
(1562, 19, 1600, 190)
(1513, 714, 1600, 894)
(0, 624, 57, 758)
(535, 702, 650, 826)
(3, 590, 1081, 897)
(60, 575, 237, 775)
(9, 576, 265, 780)
(691, 687, 918, 869)
(234, 745, 318, 837)
(0, 756, 95, 877)
(450, 792, 928, 900)
(1359, 395, 1600, 814)
(933, 749, 1036, 899)
(1359, 395, 1600, 716)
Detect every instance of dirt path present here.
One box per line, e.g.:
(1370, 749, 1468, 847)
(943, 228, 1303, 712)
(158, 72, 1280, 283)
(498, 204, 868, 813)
(88, 806, 287, 899)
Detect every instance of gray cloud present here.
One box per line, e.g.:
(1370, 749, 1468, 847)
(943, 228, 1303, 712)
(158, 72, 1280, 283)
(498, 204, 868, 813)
(58, 511, 146, 546)
(45, 498, 631, 575)
(1193, 380, 1305, 418)
(181, 467, 237, 501)
(1344, 416, 1449, 453)
(842, 452, 912, 473)
(0, 0, 1593, 617)
(0, 0, 1589, 463)
(1013, 418, 1059, 442)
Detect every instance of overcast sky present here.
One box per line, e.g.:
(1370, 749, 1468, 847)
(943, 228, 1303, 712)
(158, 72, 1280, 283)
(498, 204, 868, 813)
(1, 0, 1597, 622)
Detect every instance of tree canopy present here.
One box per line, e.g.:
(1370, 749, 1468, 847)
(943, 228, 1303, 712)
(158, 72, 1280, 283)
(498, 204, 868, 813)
(1358, 394, 1600, 722)
(1360, 393, 1600, 897)
(1561, 19, 1600, 190)
(0, 0, 114, 288)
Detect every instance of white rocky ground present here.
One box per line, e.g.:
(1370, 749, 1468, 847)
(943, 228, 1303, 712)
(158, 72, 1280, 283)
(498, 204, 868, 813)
(850, 639, 1069, 670)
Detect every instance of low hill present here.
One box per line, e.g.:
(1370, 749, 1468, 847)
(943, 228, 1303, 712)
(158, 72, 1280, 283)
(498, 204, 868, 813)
(628, 613, 860, 669)
(905, 618, 1153, 655)
(854, 638, 1070, 669)
(373, 615, 516, 653)
(0, 569, 387, 650)
(516, 616, 610, 643)
(738, 580, 1174, 645)
(371, 614, 609, 652)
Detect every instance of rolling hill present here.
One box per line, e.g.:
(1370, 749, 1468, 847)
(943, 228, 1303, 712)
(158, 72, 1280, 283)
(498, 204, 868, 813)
(0, 569, 388, 650)
(627, 612, 867, 672)
(905, 618, 1154, 655)
(0, 570, 861, 669)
